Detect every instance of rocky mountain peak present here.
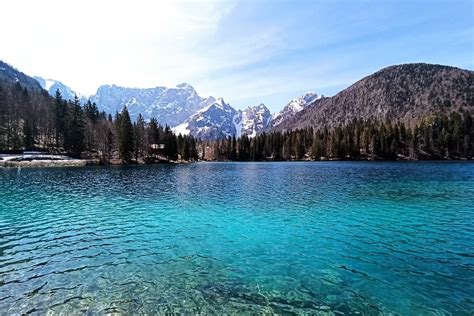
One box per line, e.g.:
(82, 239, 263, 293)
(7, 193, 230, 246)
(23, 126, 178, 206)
(270, 91, 319, 129)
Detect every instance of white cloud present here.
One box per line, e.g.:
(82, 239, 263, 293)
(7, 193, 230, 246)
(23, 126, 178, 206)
(0, 0, 308, 108)
(0, 0, 235, 95)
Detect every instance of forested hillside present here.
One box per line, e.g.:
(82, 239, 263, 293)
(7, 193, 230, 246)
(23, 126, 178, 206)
(275, 63, 473, 131)
(0, 61, 43, 92)
(0, 80, 198, 163)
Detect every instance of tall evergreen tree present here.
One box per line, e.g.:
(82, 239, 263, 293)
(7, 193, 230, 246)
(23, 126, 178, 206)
(22, 119, 36, 150)
(54, 89, 67, 147)
(118, 107, 135, 162)
(65, 95, 86, 155)
(134, 114, 146, 161)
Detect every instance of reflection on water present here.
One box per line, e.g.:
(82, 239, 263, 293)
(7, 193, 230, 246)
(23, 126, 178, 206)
(0, 162, 473, 314)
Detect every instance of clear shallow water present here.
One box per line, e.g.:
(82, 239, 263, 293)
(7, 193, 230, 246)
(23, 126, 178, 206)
(0, 162, 473, 315)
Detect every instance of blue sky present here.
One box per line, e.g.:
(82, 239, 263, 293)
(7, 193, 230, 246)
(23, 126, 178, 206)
(1, 0, 473, 112)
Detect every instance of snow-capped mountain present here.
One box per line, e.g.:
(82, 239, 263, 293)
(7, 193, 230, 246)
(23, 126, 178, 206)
(174, 101, 273, 140)
(90, 83, 214, 126)
(236, 104, 272, 137)
(34, 76, 86, 103)
(86, 82, 317, 139)
(270, 92, 319, 128)
(173, 98, 240, 140)
(30, 69, 320, 140)
(90, 85, 165, 119)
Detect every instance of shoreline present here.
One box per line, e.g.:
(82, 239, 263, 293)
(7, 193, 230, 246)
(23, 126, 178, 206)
(1, 158, 473, 168)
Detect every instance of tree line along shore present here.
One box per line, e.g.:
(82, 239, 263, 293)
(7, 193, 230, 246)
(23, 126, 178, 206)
(0, 82, 473, 167)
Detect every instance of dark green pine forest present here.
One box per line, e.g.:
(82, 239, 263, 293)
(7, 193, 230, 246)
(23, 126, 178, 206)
(202, 111, 473, 161)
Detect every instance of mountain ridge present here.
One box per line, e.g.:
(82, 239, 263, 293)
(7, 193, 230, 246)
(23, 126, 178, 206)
(34, 76, 88, 103)
(25, 64, 314, 139)
(0, 61, 43, 92)
(274, 63, 473, 131)
(3, 59, 472, 141)
(269, 92, 319, 130)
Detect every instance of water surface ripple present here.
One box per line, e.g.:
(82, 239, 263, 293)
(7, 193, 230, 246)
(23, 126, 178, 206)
(0, 162, 473, 314)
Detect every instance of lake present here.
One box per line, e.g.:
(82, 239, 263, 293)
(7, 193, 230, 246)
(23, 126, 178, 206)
(0, 162, 473, 314)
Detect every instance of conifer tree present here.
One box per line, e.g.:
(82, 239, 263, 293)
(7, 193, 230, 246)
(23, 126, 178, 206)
(134, 114, 146, 160)
(23, 119, 35, 150)
(54, 89, 67, 147)
(118, 107, 135, 162)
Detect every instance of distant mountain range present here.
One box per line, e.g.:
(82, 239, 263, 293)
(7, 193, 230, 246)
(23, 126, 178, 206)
(89, 83, 218, 128)
(2, 60, 472, 140)
(30, 68, 314, 139)
(86, 84, 314, 139)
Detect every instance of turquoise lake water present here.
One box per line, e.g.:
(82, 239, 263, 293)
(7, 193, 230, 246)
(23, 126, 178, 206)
(0, 162, 473, 314)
